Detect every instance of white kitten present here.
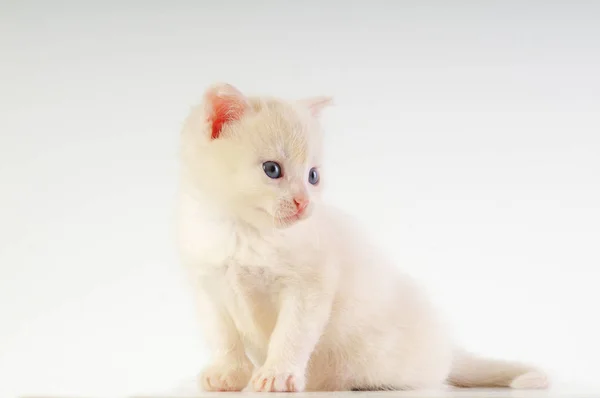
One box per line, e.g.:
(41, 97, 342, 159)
(176, 83, 549, 392)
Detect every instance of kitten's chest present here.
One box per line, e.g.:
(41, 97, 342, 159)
(183, 216, 287, 343)
(179, 207, 284, 271)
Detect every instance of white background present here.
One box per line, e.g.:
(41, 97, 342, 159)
(1, 1, 599, 397)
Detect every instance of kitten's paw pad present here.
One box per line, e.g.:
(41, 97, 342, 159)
(200, 363, 253, 392)
(510, 371, 550, 389)
(251, 368, 305, 392)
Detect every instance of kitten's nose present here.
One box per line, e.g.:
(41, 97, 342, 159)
(293, 197, 309, 213)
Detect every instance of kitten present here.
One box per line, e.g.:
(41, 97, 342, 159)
(176, 83, 549, 392)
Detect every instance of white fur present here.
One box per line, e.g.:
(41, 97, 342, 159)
(177, 83, 549, 392)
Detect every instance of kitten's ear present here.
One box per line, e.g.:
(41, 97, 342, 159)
(203, 83, 251, 140)
(298, 96, 334, 117)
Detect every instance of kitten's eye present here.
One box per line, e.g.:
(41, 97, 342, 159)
(262, 161, 282, 179)
(308, 167, 320, 185)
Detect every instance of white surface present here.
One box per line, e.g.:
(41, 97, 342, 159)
(132, 391, 600, 398)
(16, 392, 600, 398)
(130, 391, 600, 398)
(148, 376, 591, 398)
(147, 379, 595, 398)
(1, 1, 599, 398)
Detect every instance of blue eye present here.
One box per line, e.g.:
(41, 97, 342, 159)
(263, 161, 282, 179)
(308, 167, 319, 185)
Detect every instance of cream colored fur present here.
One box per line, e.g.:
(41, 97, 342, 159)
(177, 83, 549, 392)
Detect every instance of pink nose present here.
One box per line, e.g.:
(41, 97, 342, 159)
(293, 198, 309, 213)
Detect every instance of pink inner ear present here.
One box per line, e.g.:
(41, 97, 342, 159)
(205, 86, 249, 139)
(300, 96, 334, 117)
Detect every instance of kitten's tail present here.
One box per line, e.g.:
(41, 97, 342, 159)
(447, 349, 550, 389)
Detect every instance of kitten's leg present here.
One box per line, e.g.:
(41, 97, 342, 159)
(250, 283, 334, 392)
(196, 287, 253, 392)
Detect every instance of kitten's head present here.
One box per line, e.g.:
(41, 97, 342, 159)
(181, 83, 332, 230)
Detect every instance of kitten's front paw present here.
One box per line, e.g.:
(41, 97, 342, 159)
(200, 361, 253, 392)
(250, 367, 305, 392)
